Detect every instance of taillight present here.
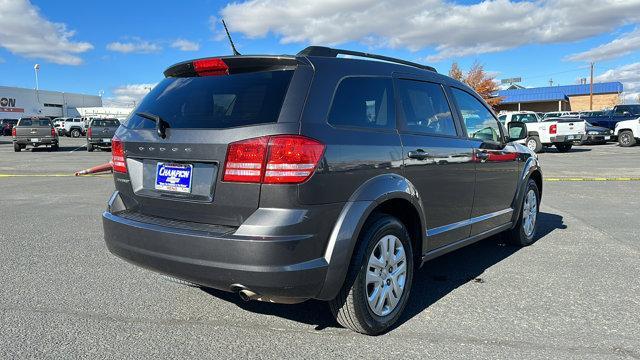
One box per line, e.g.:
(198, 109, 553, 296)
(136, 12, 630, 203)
(549, 124, 557, 135)
(51, 127, 56, 137)
(87, 127, 92, 138)
(193, 58, 229, 76)
(264, 136, 325, 183)
(11, 127, 16, 137)
(223, 135, 325, 184)
(111, 136, 127, 173)
(223, 137, 268, 183)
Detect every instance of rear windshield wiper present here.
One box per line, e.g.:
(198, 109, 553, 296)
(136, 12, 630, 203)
(136, 112, 170, 139)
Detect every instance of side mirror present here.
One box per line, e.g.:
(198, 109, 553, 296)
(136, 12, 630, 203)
(507, 121, 527, 141)
(623, 111, 631, 116)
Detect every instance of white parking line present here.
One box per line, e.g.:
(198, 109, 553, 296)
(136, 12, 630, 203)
(69, 146, 86, 153)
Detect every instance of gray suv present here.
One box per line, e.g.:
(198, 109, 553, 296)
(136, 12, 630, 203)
(103, 47, 542, 335)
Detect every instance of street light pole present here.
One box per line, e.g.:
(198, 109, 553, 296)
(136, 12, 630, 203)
(34, 64, 40, 90)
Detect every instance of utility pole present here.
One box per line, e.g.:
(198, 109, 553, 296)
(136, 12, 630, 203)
(549, 78, 553, 87)
(34, 64, 40, 90)
(589, 62, 594, 110)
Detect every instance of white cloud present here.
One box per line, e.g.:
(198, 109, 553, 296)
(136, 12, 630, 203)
(0, 0, 93, 65)
(104, 83, 157, 107)
(106, 38, 161, 54)
(595, 62, 640, 102)
(171, 39, 200, 51)
(219, 0, 640, 62)
(566, 28, 640, 62)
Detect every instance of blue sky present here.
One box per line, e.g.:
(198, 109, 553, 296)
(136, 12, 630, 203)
(0, 0, 639, 105)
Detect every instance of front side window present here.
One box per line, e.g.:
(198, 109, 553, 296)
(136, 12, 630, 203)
(397, 79, 457, 136)
(328, 77, 394, 130)
(451, 88, 502, 144)
(498, 115, 507, 124)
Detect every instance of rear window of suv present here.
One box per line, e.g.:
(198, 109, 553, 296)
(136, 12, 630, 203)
(125, 70, 294, 129)
(91, 119, 120, 127)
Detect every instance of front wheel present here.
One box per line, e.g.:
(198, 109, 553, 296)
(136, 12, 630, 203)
(505, 179, 540, 246)
(329, 214, 414, 335)
(525, 136, 542, 153)
(618, 131, 636, 147)
(555, 143, 573, 152)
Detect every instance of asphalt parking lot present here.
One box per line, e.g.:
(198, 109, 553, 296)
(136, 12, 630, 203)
(0, 137, 638, 359)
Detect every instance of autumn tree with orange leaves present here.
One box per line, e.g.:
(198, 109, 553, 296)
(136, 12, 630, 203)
(449, 61, 503, 108)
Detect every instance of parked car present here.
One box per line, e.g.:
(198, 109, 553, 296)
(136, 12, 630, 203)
(61, 117, 85, 137)
(542, 111, 572, 119)
(1, 119, 18, 136)
(12, 117, 58, 152)
(614, 117, 640, 147)
(498, 111, 585, 152)
(580, 104, 640, 130)
(581, 122, 614, 144)
(86, 118, 120, 152)
(102, 46, 542, 335)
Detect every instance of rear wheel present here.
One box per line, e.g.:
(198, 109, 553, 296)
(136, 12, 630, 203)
(70, 128, 81, 138)
(329, 214, 414, 335)
(87, 143, 94, 152)
(525, 136, 542, 153)
(618, 131, 636, 147)
(14, 143, 21, 152)
(505, 179, 540, 246)
(555, 143, 572, 152)
(50, 144, 59, 152)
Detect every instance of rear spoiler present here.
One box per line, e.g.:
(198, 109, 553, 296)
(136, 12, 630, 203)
(163, 56, 298, 78)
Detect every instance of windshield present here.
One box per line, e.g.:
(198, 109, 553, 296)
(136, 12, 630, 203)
(124, 70, 294, 129)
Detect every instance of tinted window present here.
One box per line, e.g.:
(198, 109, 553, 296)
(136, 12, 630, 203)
(397, 80, 456, 136)
(512, 113, 539, 123)
(18, 119, 51, 127)
(451, 88, 502, 144)
(126, 70, 294, 129)
(328, 77, 394, 130)
(498, 115, 506, 124)
(91, 119, 120, 127)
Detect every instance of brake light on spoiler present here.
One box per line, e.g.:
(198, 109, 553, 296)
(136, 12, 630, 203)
(193, 58, 229, 76)
(223, 135, 325, 184)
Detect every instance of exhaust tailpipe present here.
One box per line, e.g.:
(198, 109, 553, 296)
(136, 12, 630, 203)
(238, 289, 258, 302)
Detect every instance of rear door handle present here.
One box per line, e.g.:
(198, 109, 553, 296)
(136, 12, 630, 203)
(407, 150, 429, 160)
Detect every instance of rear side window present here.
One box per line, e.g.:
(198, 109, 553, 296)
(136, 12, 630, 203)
(328, 77, 394, 130)
(125, 70, 294, 129)
(397, 79, 456, 136)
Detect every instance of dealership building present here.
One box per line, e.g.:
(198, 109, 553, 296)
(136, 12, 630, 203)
(0, 85, 103, 119)
(494, 82, 623, 112)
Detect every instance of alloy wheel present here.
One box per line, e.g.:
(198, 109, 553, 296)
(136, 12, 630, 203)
(522, 189, 537, 237)
(365, 235, 407, 317)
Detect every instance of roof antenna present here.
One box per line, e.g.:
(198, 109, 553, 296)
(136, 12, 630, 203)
(221, 19, 241, 56)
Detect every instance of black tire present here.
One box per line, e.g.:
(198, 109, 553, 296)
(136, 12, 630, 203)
(50, 144, 59, 152)
(329, 214, 414, 335)
(618, 131, 636, 147)
(87, 143, 94, 152)
(70, 128, 81, 138)
(14, 143, 21, 152)
(555, 143, 572, 152)
(505, 179, 540, 246)
(525, 136, 542, 153)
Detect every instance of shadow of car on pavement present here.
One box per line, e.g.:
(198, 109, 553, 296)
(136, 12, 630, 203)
(201, 212, 566, 333)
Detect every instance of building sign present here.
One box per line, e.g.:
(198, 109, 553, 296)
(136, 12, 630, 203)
(0, 97, 25, 113)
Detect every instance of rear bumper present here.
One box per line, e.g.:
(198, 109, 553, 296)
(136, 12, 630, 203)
(551, 135, 585, 143)
(102, 192, 336, 302)
(87, 138, 112, 146)
(14, 138, 58, 145)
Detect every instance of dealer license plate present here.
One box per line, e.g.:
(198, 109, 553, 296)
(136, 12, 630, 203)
(155, 163, 193, 193)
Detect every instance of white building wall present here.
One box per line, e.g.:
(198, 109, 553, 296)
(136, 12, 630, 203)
(0, 86, 102, 118)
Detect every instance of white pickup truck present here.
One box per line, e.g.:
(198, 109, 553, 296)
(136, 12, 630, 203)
(614, 117, 640, 147)
(498, 111, 586, 152)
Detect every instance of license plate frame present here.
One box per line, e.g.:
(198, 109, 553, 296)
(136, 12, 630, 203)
(155, 162, 193, 194)
(30, 138, 39, 142)
(102, 138, 111, 143)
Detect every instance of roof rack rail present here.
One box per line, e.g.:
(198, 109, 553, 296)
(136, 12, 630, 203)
(297, 46, 437, 73)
